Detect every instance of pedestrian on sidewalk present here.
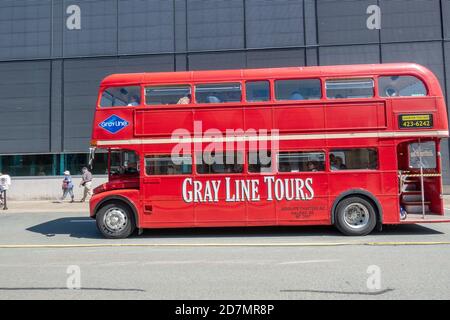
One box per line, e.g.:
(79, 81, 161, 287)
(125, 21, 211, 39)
(0, 172, 11, 210)
(61, 171, 74, 203)
(80, 167, 93, 202)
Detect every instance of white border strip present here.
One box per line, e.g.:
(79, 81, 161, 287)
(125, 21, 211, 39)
(96, 130, 449, 146)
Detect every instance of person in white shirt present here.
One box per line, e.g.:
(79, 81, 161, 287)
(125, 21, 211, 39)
(127, 95, 140, 106)
(0, 172, 11, 210)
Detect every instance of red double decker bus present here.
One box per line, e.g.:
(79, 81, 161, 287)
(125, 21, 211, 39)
(89, 63, 450, 239)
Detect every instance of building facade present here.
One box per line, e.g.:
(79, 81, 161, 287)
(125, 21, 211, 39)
(1, 0, 450, 185)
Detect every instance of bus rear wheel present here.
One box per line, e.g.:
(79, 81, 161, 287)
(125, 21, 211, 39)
(96, 202, 136, 239)
(335, 196, 377, 236)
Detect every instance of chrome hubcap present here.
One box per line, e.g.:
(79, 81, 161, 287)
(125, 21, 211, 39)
(343, 203, 370, 230)
(103, 207, 128, 232)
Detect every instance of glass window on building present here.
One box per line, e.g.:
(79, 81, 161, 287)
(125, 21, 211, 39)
(100, 86, 141, 107)
(145, 155, 192, 175)
(379, 76, 427, 97)
(0, 153, 108, 177)
(64, 154, 89, 176)
(145, 85, 192, 105)
(277, 151, 325, 172)
(246, 81, 270, 102)
(326, 78, 374, 99)
(330, 148, 378, 170)
(275, 79, 322, 101)
(0, 154, 60, 177)
(195, 83, 242, 103)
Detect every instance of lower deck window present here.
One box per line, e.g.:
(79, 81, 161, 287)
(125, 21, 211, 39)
(330, 148, 378, 170)
(196, 152, 243, 174)
(145, 155, 192, 175)
(248, 151, 272, 173)
(278, 151, 325, 172)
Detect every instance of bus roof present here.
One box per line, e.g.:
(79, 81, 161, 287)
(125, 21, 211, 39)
(100, 63, 438, 88)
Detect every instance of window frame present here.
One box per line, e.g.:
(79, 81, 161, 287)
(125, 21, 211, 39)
(377, 74, 429, 98)
(408, 141, 437, 170)
(194, 82, 244, 105)
(144, 154, 193, 177)
(325, 77, 375, 100)
(244, 80, 272, 103)
(144, 84, 193, 106)
(98, 85, 143, 109)
(247, 150, 275, 174)
(195, 151, 245, 175)
(274, 78, 323, 102)
(328, 147, 379, 172)
(276, 150, 327, 174)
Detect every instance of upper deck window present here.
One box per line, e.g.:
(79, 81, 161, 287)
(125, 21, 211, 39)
(379, 76, 427, 97)
(145, 85, 192, 105)
(195, 83, 242, 103)
(326, 78, 374, 99)
(246, 81, 270, 102)
(275, 79, 321, 101)
(100, 86, 141, 107)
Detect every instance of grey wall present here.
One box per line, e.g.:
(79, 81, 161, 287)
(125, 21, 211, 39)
(1, 0, 450, 182)
(0, 61, 51, 153)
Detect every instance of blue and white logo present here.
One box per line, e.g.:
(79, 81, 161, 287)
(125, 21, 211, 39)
(99, 115, 129, 134)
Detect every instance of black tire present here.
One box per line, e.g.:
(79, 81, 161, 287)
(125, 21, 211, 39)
(334, 196, 377, 236)
(96, 202, 136, 239)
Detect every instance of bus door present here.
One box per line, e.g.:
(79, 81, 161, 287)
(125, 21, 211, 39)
(141, 154, 194, 226)
(275, 151, 329, 224)
(398, 139, 443, 216)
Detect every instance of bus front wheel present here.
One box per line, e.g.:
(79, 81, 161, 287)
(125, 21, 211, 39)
(96, 202, 136, 239)
(334, 196, 377, 236)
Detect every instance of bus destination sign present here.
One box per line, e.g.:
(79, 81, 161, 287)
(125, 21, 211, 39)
(399, 114, 433, 129)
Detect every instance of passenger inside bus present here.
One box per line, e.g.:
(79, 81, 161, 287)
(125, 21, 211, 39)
(289, 91, 304, 100)
(127, 95, 140, 106)
(330, 156, 346, 170)
(306, 161, 317, 172)
(206, 95, 221, 103)
(100, 86, 141, 107)
(379, 75, 427, 97)
(177, 94, 191, 104)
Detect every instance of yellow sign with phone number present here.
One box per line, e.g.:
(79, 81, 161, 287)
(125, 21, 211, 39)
(399, 114, 433, 129)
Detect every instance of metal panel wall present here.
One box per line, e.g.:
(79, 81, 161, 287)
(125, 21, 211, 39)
(245, 0, 304, 48)
(62, 0, 117, 57)
(0, 61, 51, 153)
(0, 0, 51, 60)
(187, 0, 244, 51)
(118, 0, 174, 54)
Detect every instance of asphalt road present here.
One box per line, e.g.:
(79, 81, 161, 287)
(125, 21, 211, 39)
(1, 209, 450, 300)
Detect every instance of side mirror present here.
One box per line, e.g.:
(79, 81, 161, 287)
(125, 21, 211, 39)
(88, 147, 96, 169)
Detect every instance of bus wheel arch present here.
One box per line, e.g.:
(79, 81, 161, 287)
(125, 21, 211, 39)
(331, 190, 383, 235)
(94, 196, 139, 239)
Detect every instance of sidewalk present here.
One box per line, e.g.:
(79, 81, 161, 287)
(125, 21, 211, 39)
(1, 200, 89, 213)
